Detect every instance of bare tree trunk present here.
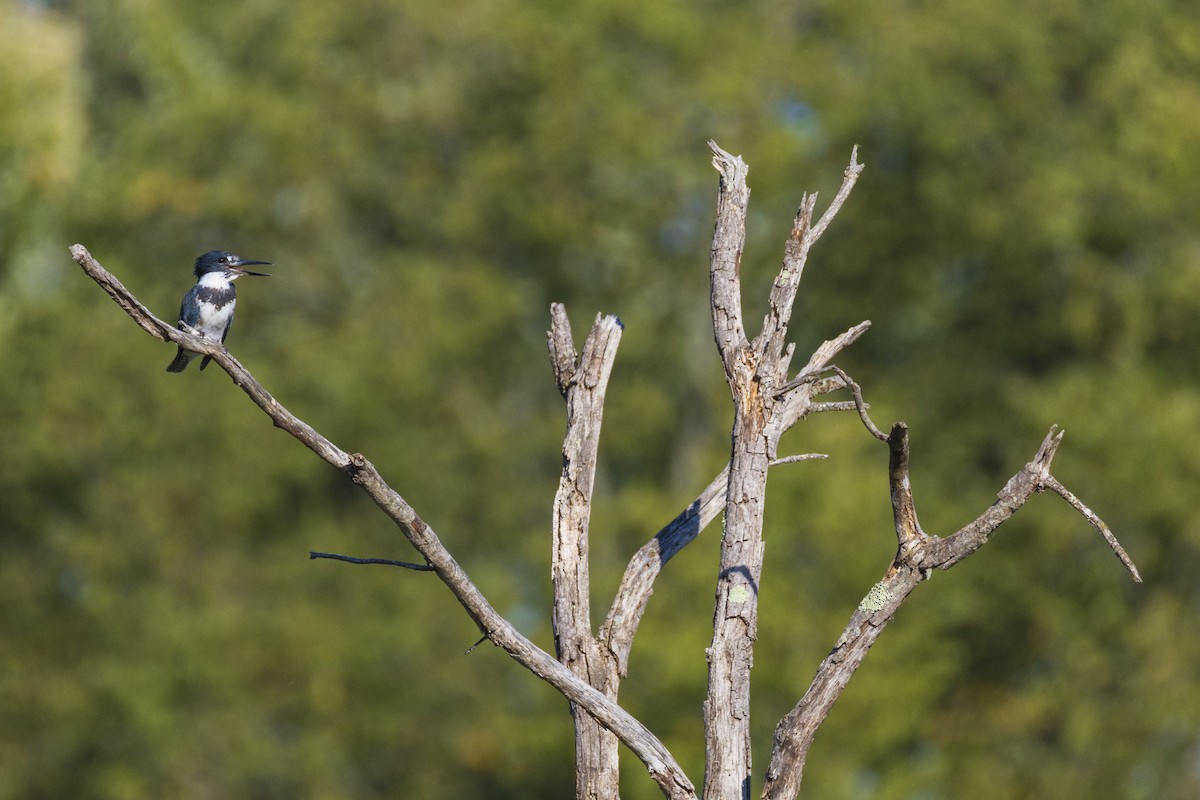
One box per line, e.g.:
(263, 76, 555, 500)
(572, 678, 621, 800)
(703, 410, 769, 799)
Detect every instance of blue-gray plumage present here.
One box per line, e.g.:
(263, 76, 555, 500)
(166, 251, 271, 373)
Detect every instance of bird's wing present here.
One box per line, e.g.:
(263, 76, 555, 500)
(220, 313, 234, 343)
(179, 285, 202, 328)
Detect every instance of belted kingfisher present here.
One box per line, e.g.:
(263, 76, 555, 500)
(165, 251, 271, 372)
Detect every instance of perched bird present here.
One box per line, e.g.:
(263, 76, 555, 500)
(165, 251, 271, 373)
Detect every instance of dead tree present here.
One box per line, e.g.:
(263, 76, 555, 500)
(73, 142, 1139, 800)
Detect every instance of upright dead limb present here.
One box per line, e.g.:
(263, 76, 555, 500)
(547, 305, 626, 798)
(703, 142, 864, 799)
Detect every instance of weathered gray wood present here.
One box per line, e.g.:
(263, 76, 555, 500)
(703, 143, 764, 800)
(548, 304, 625, 799)
(702, 142, 867, 800)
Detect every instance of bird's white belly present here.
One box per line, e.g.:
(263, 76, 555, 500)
(196, 300, 235, 339)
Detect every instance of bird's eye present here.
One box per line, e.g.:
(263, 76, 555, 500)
(219, 256, 231, 263)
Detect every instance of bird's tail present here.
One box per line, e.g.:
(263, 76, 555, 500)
(165, 348, 192, 372)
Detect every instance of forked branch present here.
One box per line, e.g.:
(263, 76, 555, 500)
(763, 419, 1140, 800)
(547, 304, 626, 797)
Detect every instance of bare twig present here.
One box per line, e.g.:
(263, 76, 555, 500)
(767, 326, 873, 458)
(769, 453, 829, 466)
(797, 320, 872, 381)
(310, 551, 435, 570)
(830, 365, 888, 441)
(74, 251, 176, 342)
(809, 400, 861, 414)
(809, 146, 864, 243)
(756, 192, 819, 372)
(920, 426, 1066, 571)
(72, 244, 697, 800)
(1042, 475, 1142, 582)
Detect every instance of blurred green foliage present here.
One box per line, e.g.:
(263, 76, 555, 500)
(2, 0, 1198, 797)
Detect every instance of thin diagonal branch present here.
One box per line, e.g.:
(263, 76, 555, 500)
(602, 465, 730, 676)
(72, 244, 697, 800)
(1042, 475, 1142, 582)
(755, 193, 818, 371)
(798, 321, 873, 383)
(773, 321, 872, 398)
(920, 426, 1065, 570)
(809, 146, 864, 243)
(76, 252, 176, 342)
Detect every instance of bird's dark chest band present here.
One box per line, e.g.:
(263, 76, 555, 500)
(193, 285, 235, 308)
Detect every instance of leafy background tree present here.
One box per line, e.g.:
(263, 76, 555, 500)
(2, 0, 1197, 797)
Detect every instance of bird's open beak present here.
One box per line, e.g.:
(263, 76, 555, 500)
(231, 258, 272, 277)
